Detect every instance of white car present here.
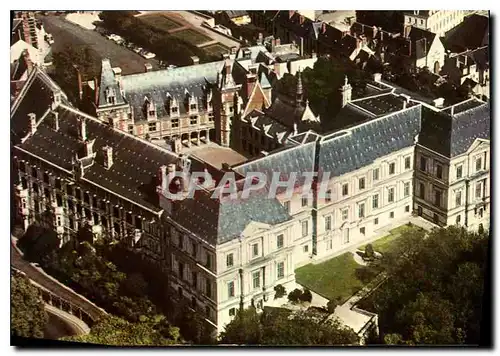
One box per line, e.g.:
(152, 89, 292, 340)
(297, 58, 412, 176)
(142, 52, 156, 59)
(133, 47, 143, 54)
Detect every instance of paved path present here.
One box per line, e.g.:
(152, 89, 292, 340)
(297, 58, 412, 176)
(11, 237, 106, 322)
(44, 304, 90, 339)
(41, 14, 159, 75)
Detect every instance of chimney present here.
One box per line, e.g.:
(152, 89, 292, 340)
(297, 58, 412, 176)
(450, 105, 455, 116)
(94, 77, 99, 105)
(322, 22, 327, 34)
(102, 146, 113, 169)
(258, 32, 263, 44)
(167, 163, 176, 174)
(144, 63, 153, 72)
(85, 139, 95, 157)
(22, 50, 33, 74)
(312, 51, 317, 59)
(190, 56, 199, 65)
(230, 46, 238, 55)
(78, 118, 87, 141)
(53, 111, 59, 131)
(404, 25, 411, 39)
(276, 38, 281, 46)
(271, 38, 276, 52)
(225, 60, 231, 76)
(28, 113, 36, 134)
(403, 100, 407, 109)
(300, 15, 304, 24)
(75, 65, 83, 101)
(433, 97, 445, 108)
(380, 29, 384, 42)
(51, 91, 62, 110)
(112, 67, 122, 78)
(373, 73, 382, 82)
(289, 10, 295, 19)
(293, 122, 298, 136)
(246, 73, 257, 96)
(158, 165, 168, 189)
(373, 25, 377, 38)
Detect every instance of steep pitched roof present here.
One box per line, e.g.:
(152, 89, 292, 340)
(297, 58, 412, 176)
(98, 58, 127, 108)
(444, 14, 489, 52)
(242, 82, 271, 118)
(224, 10, 248, 19)
(10, 39, 39, 64)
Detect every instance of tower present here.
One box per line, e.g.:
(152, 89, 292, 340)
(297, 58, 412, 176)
(340, 75, 352, 107)
(296, 69, 304, 107)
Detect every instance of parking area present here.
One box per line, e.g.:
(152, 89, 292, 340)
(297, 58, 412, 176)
(41, 14, 159, 75)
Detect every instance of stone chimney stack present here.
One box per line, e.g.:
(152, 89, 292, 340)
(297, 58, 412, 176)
(144, 63, 153, 72)
(102, 146, 113, 169)
(78, 118, 87, 141)
(51, 91, 62, 110)
(190, 56, 199, 65)
(75, 65, 83, 101)
(85, 139, 95, 157)
(28, 113, 36, 134)
(53, 111, 59, 131)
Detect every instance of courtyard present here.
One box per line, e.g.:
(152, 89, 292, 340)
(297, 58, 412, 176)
(295, 223, 424, 304)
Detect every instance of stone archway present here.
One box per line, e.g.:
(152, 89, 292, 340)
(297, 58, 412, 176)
(190, 131, 198, 145)
(209, 129, 216, 142)
(181, 133, 190, 146)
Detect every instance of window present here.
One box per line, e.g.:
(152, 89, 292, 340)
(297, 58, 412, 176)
(302, 221, 309, 237)
(301, 196, 308, 207)
(420, 157, 427, 172)
(374, 218, 379, 225)
(475, 157, 482, 172)
(171, 106, 178, 114)
(192, 272, 198, 288)
(389, 162, 395, 175)
(179, 234, 184, 249)
(252, 271, 260, 289)
(148, 122, 157, 132)
(475, 182, 483, 199)
(405, 205, 410, 212)
(206, 280, 212, 297)
(360, 227, 365, 235)
(342, 183, 349, 196)
(178, 262, 184, 279)
(456, 214, 461, 225)
(205, 306, 211, 319)
(358, 203, 365, 218)
(283, 201, 291, 213)
(359, 177, 365, 190)
(208, 113, 214, 121)
(128, 125, 134, 134)
(325, 189, 332, 203)
(191, 296, 197, 309)
(342, 208, 348, 221)
(419, 183, 425, 199)
(372, 194, 379, 209)
(191, 241, 197, 257)
(190, 104, 197, 111)
(43, 172, 49, 183)
(325, 215, 332, 231)
(206, 252, 212, 269)
(190, 116, 198, 125)
(373, 168, 379, 181)
(277, 261, 284, 279)
(436, 164, 443, 179)
(277, 234, 284, 249)
(171, 118, 179, 128)
(303, 245, 309, 253)
(229, 308, 236, 317)
(388, 187, 395, 203)
(455, 191, 462, 207)
(390, 211, 394, 219)
(252, 243, 259, 258)
(405, 156, 411, 170)
(435, 190, 442, 207)
(404, 182, 410, 197)
(226, 253, 234, 267)
(343, 228, 350, 244)
(326, 239, 333, 250)
(228, 281, 235, 298)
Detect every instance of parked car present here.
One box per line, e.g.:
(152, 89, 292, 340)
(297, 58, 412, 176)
(142, 51, 156, 59)
(133, 47, 143, 54)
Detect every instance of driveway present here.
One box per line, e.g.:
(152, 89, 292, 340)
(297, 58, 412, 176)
(41, 14, 159, 75)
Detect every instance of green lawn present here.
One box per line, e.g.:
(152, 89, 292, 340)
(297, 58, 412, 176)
(202, 43, 230, 57)
(173, 29, 212, 46)
(359, 224, 424, 255)
(295, 253, 380, 304)
(141, 15, 182, 32)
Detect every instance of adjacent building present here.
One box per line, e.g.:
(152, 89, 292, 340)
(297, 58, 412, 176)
(403, 10, 467, 37)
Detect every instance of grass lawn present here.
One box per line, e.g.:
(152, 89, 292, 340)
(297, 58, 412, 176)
(141, 15, 182, 32)
(359, 224, 424, 255)
(295, 253, 380, 304)
(202, 43, 230, 57)
(173, 29, 211, 46)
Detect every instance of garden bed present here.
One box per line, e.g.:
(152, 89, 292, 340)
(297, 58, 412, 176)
(202, 43, 230, 57)
(141, 14, 183, 32)
(173, 28, 212, 46)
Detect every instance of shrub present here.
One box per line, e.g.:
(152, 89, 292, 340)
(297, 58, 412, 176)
(288, 288, 302, 303)
(274, 284, 286, 299)
(365, 244, 375, 259)
(299, 289, 313, 303)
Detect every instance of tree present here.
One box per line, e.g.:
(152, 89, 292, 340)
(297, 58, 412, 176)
(366, 226, 489, 345)
(61, 315, 181, 346)
(364, 243, 375, 260)
(220, 307, 358, 345)
(274, 284, 286, 299)
(326, 297, 343, 313)
(287, 288, 303, 304)
(299, 289, 312, 303)
(11, 274, 48, 338)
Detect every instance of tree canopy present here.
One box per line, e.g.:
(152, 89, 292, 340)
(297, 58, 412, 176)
(61, 315, 180, 346)
(219, 306, 358, 345)
(360, 226, 489, 345)
(11, 274, 48, 338)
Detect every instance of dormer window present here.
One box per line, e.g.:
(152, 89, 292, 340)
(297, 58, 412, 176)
(190, 103, 197, 111)
(171, 107, 178, 114)
(144, 97, 156, 120)
(106, 87, 116, 105)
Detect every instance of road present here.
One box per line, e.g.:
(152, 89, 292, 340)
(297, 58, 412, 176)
(139, 11, 240, 49)
(11, 240, 105, 322)
(44, 306, 89, 340)
(41, 14, 159, 75)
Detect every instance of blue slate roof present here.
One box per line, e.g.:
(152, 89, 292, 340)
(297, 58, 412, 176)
(318, 105, 422, 180)
(98, 59, 126, 108)
(450, 101, 490, 157)
(118, 61, 224, 122)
